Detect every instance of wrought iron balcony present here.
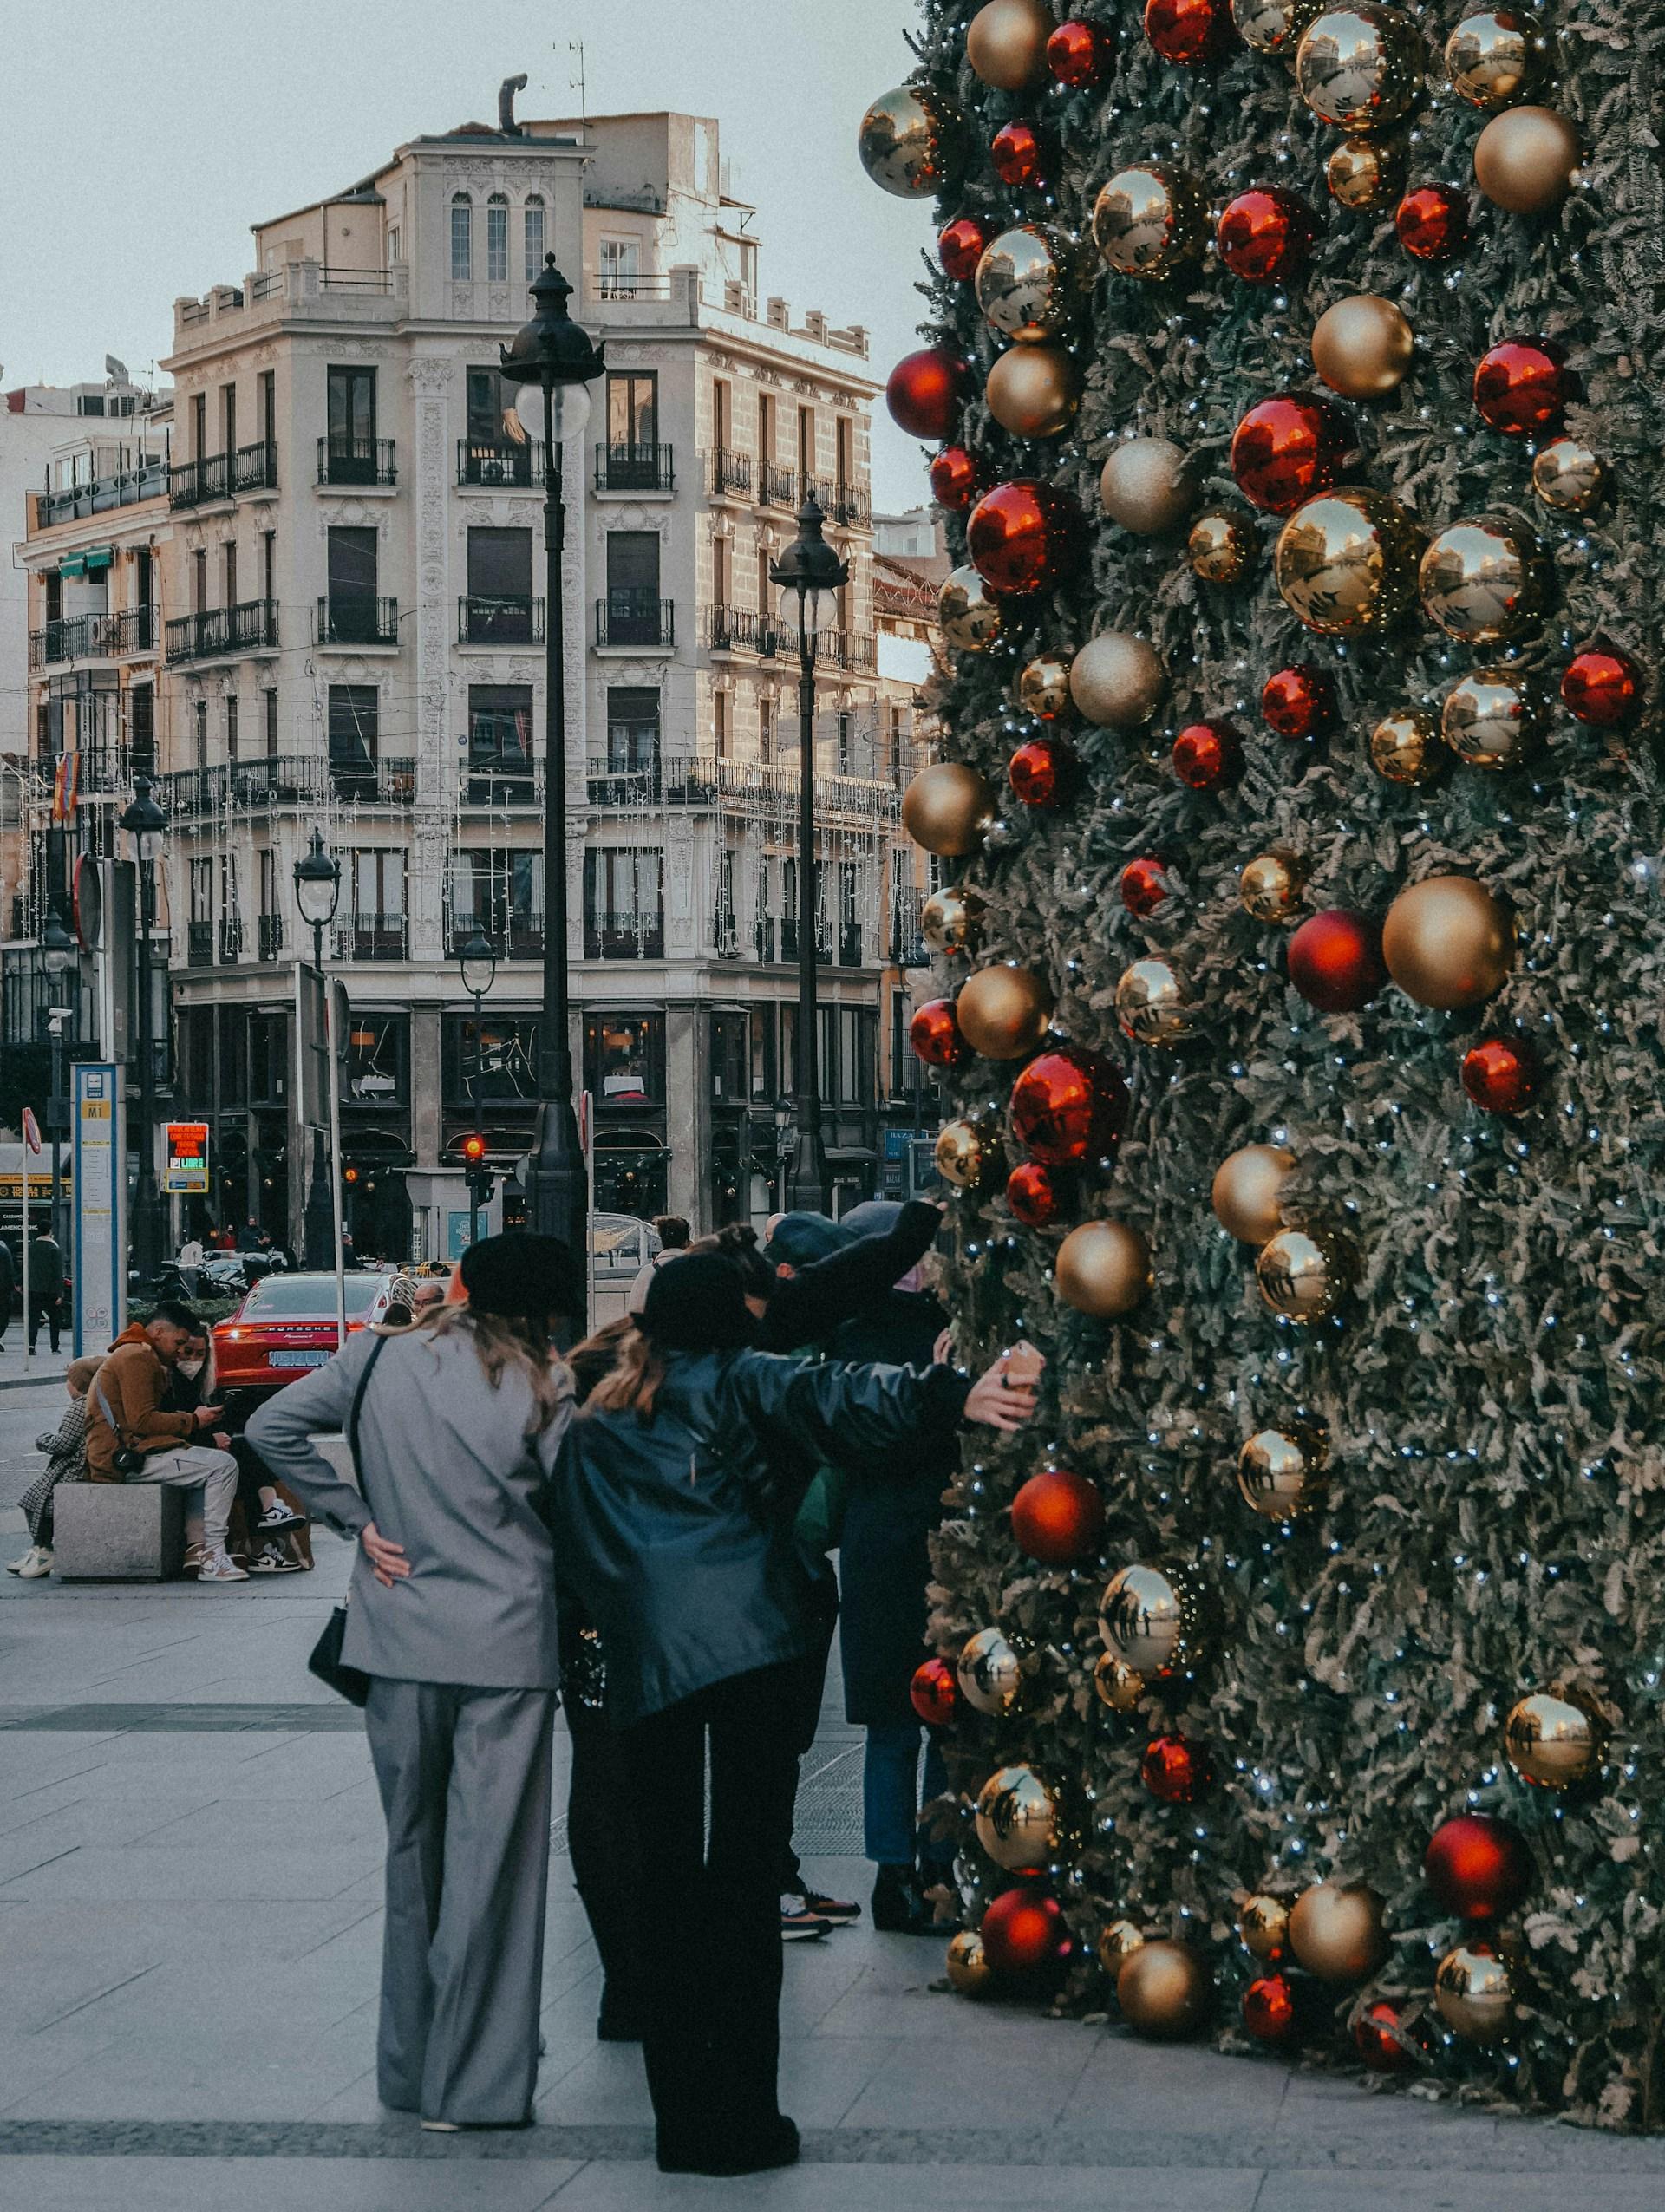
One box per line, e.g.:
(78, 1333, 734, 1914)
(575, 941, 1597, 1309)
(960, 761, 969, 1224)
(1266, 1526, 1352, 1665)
(29, 606, 156, 669)
(458, 596, 545, 645)
(595, 592, 675, 649)
(458, 760, 545, 807)
(36, 456, 167, 527)
(711, 447, 753, 497)
(258, 914, 285, 960)
(317, 435, 398, 487)
(186, 921, 214, 969)
(315, 596, 399, 647)
(446, 913, 545, 958)
(759, 460, 796, 507)
(329, 756, 417, 804)
(594, 442, 675, 493)
(164, 753, 414, 818)
(165, 599, 279, 664)
(583, 751, 902, 825)
(457, 438, 546, 487)
(333, 913, 408, 962)
(219, 917, 245, 963)
(801, 475, 836, 512)
(822, 629, 876, 673)
(232, 440, 279, 493)
(584, 909, 666, 961)
(706, 605, 789, 656)
(752, 916, 776, 962)
(829, 480, 872, 528)
(169, 453, 232, 509)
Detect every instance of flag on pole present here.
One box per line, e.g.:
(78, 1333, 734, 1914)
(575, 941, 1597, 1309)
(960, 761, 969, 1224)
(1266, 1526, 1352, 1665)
(20, 1106, 42, 1156)
(50, 753, 79, 825)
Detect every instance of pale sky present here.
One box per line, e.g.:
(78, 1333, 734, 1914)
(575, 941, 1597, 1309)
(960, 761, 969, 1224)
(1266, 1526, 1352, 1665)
(0, 0, 939, 513)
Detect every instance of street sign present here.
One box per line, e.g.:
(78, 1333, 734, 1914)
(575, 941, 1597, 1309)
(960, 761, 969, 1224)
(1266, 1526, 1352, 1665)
(21, 1108, 42, 1157)
(162, 1122, 210, 1194)
(73, 1064, 125, 1356)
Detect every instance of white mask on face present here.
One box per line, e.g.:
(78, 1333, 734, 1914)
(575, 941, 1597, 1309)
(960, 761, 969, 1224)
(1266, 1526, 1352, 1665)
(177, 1357, 206, 1380)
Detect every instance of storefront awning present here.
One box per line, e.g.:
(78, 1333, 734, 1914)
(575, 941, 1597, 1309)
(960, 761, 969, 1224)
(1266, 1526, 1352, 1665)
(56, 545, 114, 577)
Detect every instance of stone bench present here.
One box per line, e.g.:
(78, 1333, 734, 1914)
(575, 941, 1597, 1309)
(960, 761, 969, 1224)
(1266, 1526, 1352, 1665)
(53, 1482, 186, 1582)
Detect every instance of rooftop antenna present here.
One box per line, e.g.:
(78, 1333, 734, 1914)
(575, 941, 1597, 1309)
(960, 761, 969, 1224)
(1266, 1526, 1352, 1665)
(569, 39, 588, 134)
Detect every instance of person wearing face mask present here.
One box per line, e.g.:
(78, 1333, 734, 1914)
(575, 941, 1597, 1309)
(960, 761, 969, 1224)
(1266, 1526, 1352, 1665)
(163, 1329, 307, 1576)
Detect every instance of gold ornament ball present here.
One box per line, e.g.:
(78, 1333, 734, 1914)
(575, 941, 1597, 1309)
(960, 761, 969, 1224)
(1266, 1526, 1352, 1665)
(1311, 294, 1414, 401)
(1418, 513, 1547, 644)
(1257, 1227, 1355, 1323)
(975, 1764, 1062, 1872)
(1532, 435, 1605, 514)
(903, 760, 995, 856)
(1211, 1144, 1297, 1245)
(938, 566, 1005, 656)
(1117, 1941, 1211, 2039)
(1241, 1894, 1292, 1961)
(957, 1626, 1022, 1715)
(1445, 7, 1542, 108)
(1287, 1883, 1388, 1983)
(858, 83, 962, 199)
(1100, 1562, 1207, 1678)
(1474, 104, 1580, 212)
(956, 964, 1054, 1060)
(1092, 165, 1207, 282)
(1189, 507, 1258, 584)
(976, 225, 1081, 345)
(1055, 1220, 1152, 1319)
(1018, 653, 1074, 720)
(1275, 488, 1422, 637)
(1504, 1687, 1609, 1788)
(1100, 439, 1199, 535)
(1296, 7, 1423, 132)
(1435, 1945, 1513, 2043)
(922, 884, 985, 958)
(1099, 1919, 1147, 1977)
(1237, 1423, 1331, 1518)
(946, 1929, 995, 1995)
(966, 0, 1056, 89)
(986, 343, 1081, 440)
(1326, 132, 1405, 208)
(1116, 956, 1197, 1048)
(1381, 875, 1514, 1010)
(1240, 850, 1309, 925)
(1369, 709, 1446, 786)
(1234, 0, 1320, 55)
(1441, 669, 1543, 772)
(1094, 1652, 1146, 1711)
(1069, 632, 1168, 728)
(935, 1119, 990, 1191)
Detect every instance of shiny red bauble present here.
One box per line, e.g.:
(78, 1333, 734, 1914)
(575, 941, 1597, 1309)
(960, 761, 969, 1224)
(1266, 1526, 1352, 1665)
(1047, 17, 1114, 86)
(910, 1654, 960, 1727)
(1172, 719, 1243, 791)
(1006, 1159, 1071, 1229)
(1009, 1044, 1129, 1165)
(1243, 1972, 1300, 2046)
(1011, 1466, 1105, 1566)
(1261, 663, 1335, 741)
(1120, 855, 1173, 917)
(1396, 184, 1468, 262)
(1144, 0, 1231, 66)
(1216, 188, 1318, 285)
(910, 997, 966, 1069)
(1009, 734, 1074, 807)
(1288, 909, 1384, 1013)
(1141, 1734, 1211, 1804)
(1425, 1813, 1533, 1922)
(967, 480, 1081, 596)
(991, 119, 1049, 189)
(938, 213, 995, 284)
(1460, 1037, 1538, 1114)
(1473, 337, 1574, 439)
(1231, 391, 1351, 514)
(887, 347, 970, 440)
(930, 444, 988, 512)
(981, 1886, 1072, 1977)
(1562, 643, 1642, 725)
(1355, 2000, 1416, 2073)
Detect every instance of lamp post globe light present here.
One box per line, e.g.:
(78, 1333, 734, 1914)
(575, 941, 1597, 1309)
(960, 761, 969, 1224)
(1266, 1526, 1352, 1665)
(459, 929, 498, 1250)
(40, 907, 75, 1256)
(500, 258, 605, 1269)
(293, 827, 342, 1268)
(118, 776, 167, 1281)
(770, 493, 849, 1214)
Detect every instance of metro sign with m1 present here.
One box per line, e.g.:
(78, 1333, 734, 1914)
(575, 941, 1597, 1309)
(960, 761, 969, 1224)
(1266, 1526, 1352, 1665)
(162, 1122, 211, 1195)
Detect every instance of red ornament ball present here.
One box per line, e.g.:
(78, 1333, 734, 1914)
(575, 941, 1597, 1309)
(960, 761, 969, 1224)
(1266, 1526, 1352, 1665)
(887, 347, 969, 440)
(1243, 1973, 1300, 2046)
(1120, 855, 1173, 917)
(930, 444, 988, 512)
(1473, 337, 1575, 439)
(1288, 909, 1384, 1013)
(938, 214, 994, 284)
(1009, 734, 1073, 808)
(1216, 188, 1318, 285)
(1144, 0, 1231, 67)
(1563, 643, 1642, 725)
(967, 480, 1081, 596)
(1172, 720, 1243, 792)
(1396, 184, 1467, 263)
(981, 1886, 1072, 1977)
(991, 119, 1049, 189)
(1141, 1734, 1211, 1804)
(1047, 17, 1113, 87)
(910, 997, 966, 1070)
(1262, 663, 1335, 741)
(910, 1654, 960, 1727)
(1231, 391, 1351, 515)
(1011, 1466, 1105, 1566)
(1010, 1044, 1129, 1165)
(1461, 1037, 1538, 1115)
(1425, 1813, 1533, 1922)
(1007, 1159, 1070, 1229)
(1355, 1999, 1416, 2073)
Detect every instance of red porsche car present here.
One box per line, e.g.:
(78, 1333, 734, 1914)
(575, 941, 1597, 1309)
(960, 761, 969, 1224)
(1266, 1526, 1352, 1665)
(212, 1270, 395, 1419)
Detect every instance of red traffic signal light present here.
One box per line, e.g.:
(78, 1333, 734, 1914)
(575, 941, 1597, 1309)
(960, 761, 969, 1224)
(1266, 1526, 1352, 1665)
(343, 1165, 361, 1186)
(462, 1133, 488, 1166)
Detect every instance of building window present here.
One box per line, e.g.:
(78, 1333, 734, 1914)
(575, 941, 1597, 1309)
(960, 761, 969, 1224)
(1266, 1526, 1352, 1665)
(225, 694, 239, 760)
(798, 404, 815, 480)
(714, 688, 729, 760)
(486, 194, 509, 283)
(836, 710, 852, 775)
(584, 1013, 665, 1105)
(759, 695, 774, 765)
(583, 849, 664, 958)
(450, 193, 473, 281)
(607, 371, 657, 453)
(328, 685, 380, 793)
(749, 1003, 776, 1099)
(447, 848, 543, 953)
(193, 548, 207, 615)
(837, 415, 855, 487)
(262, 528, 276, 605)
(224, 541, 238, 609)
(466, 526, 534, 640)
(605, 687, 659, 773)
(604, 531, 662, 643)
(344, 1013, 408, 1105)
(264, 688, 278, 760)
(192, 391, 207, 461)
(326, 525, 379, 640)
(523, 196, 545, 278)
(388, 225, 401, 266)
(444, 1014, 542, 1106)
(325, 365, 377, 479)
(349, 848, 405, 926)
(258, 370, 275, 451)
(129, 684, 155, 773)
(193, 700, 209, 771)
(711, 1009, 746, 1099)
(713, 377, 730, 451)
(598, 236, 640, 299)
(467, 367, 512, 445)
(467, 684, 534, 795)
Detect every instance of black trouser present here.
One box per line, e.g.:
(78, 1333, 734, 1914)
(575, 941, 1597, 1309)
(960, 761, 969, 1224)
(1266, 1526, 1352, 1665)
(27, 1295, 61, 1354)
(565, 1692, 646, 2026)
(230, 1435, 278, 1525)
(616, 1661, 801, 2162)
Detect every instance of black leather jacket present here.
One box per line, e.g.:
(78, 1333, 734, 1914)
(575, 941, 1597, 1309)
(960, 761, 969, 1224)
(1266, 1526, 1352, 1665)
(553, 1347, 970, 1726)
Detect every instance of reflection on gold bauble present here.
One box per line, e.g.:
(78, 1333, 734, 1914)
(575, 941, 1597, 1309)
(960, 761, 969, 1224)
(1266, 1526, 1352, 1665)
(1326, 133, 1404, 207)
(1240, 850, 1308, 924)
(975, 1764, 1062, 1871)
(1474, 105, 1579, 212)
(1241, 1893, 1292, 1961)
(1503, 1687, 1609, 1787)
(1440, 669, 1543, 771)
(1418, 513, 1546, 643)
(1069, 632, 1169, 728)
(1381, 875, 1514, 1009)
(1211, 1144, 1297, 1244)
(1237, 1423, 1331, 1517)
(1056, 1220, 1152, 1318)
(956, 964, 1054, 1059)
(1098, 1919, 1147, 1977)
(1094, 1652, 1146, 1711)
(1275, 488, 1421, 636)
(1445, 7, 1542, 108)
(1188, 507, 1258, 584)
(1092, 164, 1207, 280)
(1018, 653, 1074, 720)
(1296, 7, 1422, 132)
(1369, 708, 1446, 785)
(903, 760, 995, 855)
(1100, 1562, 1207, 1677)
(986, 343, 1081, 440)
(1234, 0, 1320, 54)
(1532, 435, 1604, 514)
(1311, 294, 1414, 401)
(976, 225, 1082, 344)
(946, 1929, 995, 1993)
(957, 1626, 1022, 1714)
(1287, 1882, 1388, 1982)
(938, 567, 1005, 655)
(935, 1118, 991, 1190)
(1435, 1944, 1513, 2042)
(858, 83, 962, 198)
(921, 884, 986, 959)
(1117, 1941, 1211, 2039)
(1116, 956, 1198, 1047)
(966, 0, 1056, 88)
(1256, 1226, 1355, 1321)
(1100, 438, 1199, 534)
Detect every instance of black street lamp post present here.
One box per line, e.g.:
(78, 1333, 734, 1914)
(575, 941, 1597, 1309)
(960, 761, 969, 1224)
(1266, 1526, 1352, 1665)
(40, 908, 76, 1256)
(459, 929, 498, 1250)
(118, 777, 166, 1281)
(770, 493, 849, 1214)
(293, 828, 342, 1269)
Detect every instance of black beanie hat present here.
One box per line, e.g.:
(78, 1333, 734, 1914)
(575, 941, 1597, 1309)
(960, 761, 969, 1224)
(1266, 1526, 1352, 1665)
(460, 1231, 582, 1320)
(640, 1251, 757, 1351)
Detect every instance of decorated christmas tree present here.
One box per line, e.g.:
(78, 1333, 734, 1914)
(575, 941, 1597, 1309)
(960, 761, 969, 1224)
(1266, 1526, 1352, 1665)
(859, 0, 1665, 2125)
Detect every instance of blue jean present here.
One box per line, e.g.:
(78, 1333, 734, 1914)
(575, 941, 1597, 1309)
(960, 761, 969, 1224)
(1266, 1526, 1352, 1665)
(863, 1722, 952, 1869)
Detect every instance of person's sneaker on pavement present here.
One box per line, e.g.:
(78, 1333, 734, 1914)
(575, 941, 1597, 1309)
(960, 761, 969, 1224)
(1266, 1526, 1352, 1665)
(254, 1498, 306, 1533)
(6, 1544, 53, 1579)
(181, 1541, 208, 1579)
(800, 1887, 859, 1925)
(779, 1894, 832, 1942)
(196, 1549, 249, 1584)
(248, 1543, 302, 1575)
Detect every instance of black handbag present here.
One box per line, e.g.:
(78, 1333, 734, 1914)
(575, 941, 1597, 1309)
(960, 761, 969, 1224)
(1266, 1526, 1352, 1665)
(305, 1334, 388, 1708)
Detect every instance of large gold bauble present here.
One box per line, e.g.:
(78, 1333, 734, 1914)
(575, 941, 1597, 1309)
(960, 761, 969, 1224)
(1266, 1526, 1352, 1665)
(986, 344, 1081, 440)
(1418, 512, 1546, 643)
(1296, 7, 1423, 132)
(921, 884, 986, 960)
(1326, 133, 1404, 207)
(1098, 1919, 1147, 1977)
(1092, 165, 1207, 282)
(1503, 1687, 1609, 1788)
(946, 1929, 995, 1994)
(957, 1626, 1022, 1715)
(1056, 1220, 1152, 1319)
(1241, 1893, 1292, 1961)
(1188, 507, 1258, 584)
(938, 566, 1005, 655)
(1211, 1144, 1297, 1244)
(1474, 104, 1580, 213)
(1369, 708, 1446, 786)
(936, 1118, 991, 1190)
(1234, 0, 1320, 55)
(1115, 957, 1197, 1049)
(1069, 632, 1168, 728)
(966, 0, 1056, 88)
(1237, 1422, 1331, 1517)
(1532, 435, 1604, 515)
(858, 83, 962, 198)
(1018, 653, 1074, 721)
(903, 761, 995, 856)
(1445, 7, 1541, 108)
(975, 1764, 1062, 1872)
(1311, 294, 1414, 401)
(976, 225, 1082, 345)
(1381, 875, 1514, 1010)
(1435, 1945, 1513, 2042)
(1256, 1227, 1355, 1322)
(1287, 1882, 1388, 1982)
(1440, 669, 1543, 771)
(1117, 1941, 1211, 2039)
(1093, 1652, 1146, 1711)
(1240, 850, 1309, 925)
(1100, 1563, 1207, 1678)
(956, 964, 1054, 1060)
(1100, 438, 1199, 535)
(1275, 488, 1421, 636)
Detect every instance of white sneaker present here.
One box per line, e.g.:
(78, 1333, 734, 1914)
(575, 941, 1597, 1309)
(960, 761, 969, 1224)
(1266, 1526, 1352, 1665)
(6, 1545, 53, 1579)
(248, 1543, 302, 1575)
(197, 1550, 250, 1584)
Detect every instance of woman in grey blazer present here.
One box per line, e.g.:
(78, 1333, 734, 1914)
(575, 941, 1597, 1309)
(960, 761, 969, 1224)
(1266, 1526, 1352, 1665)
(248, 1233, 581, 2132)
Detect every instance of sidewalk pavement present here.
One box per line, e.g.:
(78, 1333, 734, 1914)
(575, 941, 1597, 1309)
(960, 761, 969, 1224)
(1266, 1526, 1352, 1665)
(3, 1542, 1665, 2209)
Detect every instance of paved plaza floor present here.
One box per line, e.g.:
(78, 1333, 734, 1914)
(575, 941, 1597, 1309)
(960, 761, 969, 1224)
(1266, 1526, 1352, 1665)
(4, 1377, 1665, 2209)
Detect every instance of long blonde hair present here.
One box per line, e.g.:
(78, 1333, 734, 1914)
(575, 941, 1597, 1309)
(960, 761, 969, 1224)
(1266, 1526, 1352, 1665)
(578, 1322, 667, 1424)
(417, 1303, 569, 1434)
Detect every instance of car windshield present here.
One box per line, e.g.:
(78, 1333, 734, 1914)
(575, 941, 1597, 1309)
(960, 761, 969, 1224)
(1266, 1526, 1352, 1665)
(240, 1276, 383, 1318)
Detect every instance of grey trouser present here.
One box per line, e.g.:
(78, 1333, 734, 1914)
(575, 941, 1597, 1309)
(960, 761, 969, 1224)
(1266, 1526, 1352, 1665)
(131, 1444, 239, 1550)
(363, 1678, 556, 2124)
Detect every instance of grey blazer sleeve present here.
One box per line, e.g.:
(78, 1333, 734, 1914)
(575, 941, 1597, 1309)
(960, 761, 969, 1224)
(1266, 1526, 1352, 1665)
(244, 1335, 376, 1537)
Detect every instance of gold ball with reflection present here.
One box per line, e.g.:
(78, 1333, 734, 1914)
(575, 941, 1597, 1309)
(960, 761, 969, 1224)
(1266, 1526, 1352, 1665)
(1233, 0, 1321, 54)
(1188, 508, 1258, 584)
(1099, 1919, 1147, 1977)
(1504, 1687, 1609, 1787)
(1241, 1893, 1292, 1961)
(967, 0, 1056, 88)
(1100, 1562, 1207, 1677)
(903, 760, 995, 855)
(1369, 708, 1446, 786)
(1474, 104, 1580, 212)
(1212, 1145, 1297, 1244)
(986, 343, 1081, 440)
(1116, 957, 1197, 1048)
(938, 567, 1005, 656)
(1018, 653, 1074, 720)
(1118, 1941, 1211, 2039)
(1311, 295, 1414, 401)
(1532, 434, 1605, 514)
(921, 884, 986, 959)
(1237, 1423, 1331, 1517)
(1287, 1883, 1388, 1983)
(1275, 488, 1421, 636)
(1056, 1220, 1152, 1319)
(956, 964, 1054, 1060)
(1100, 439, 1199, 535)
(946, 1929, 995, 1994)
(1240, 850, 1309, 925)
(957, 1626, 1022, 1715)
(976, 225, 1082, 344)
(858, 82, 962, 198)
(1070, 632, 1169, 728)
(1094, 1652, 1146, 1711)
(1092, 165, 1207, 281)
(975, 1764, 1062, 1872)
(1256, 1227, 1355, 1322)
(1445, 7, 1541, 108)
(1296, 7, 1423, 132)
(1440, 669, 1543, 771)
(1435, 1945, 1513, 2042)
(1326, 133, 1405, 207)
(1381, 875, 1513, 1009)
(935, 1119, 992, 1191)
(1419, 512, 1546, 644)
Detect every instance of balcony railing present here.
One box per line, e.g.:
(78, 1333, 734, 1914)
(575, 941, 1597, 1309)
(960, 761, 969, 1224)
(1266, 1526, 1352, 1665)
(584, 751, 903, 824)
(29, 606, 156, 669)
(752, 916, 776, 962)
(802, 475, 836, 512)
(594, 442, 675, 493)
(186, 921, 214, 969)
(584, 910, 666, 961)
(315, 596, 399, 647)
(458, 595, 545, 645)
(780, 919, 835, 966)
(706, 605, 790, 656)
(164, 753, 414, 818)
(759, 460, 796, 507)
(36, 457, 167, 527)
(446, 913, 545, 958)
(333, 913, 408, 962)
(317, 435, 398, 487)
(595, 593, 675, 648)
(829, 480, 872, 528)
(459, 760, 545, 807)
(219, 917, 245, 963)
(839, 923, 865, 967)
(169, 453, 232, 509)
(329, 755, 416, 804)
(258, 914, 285, 960)
(26, 748, 134, 801)
(458, 438, 546, 487)
(823, 629, 876, 673)
(165, 599, 279, 664)
(711, 448, 753, 497)
(232, 440, 279, 493)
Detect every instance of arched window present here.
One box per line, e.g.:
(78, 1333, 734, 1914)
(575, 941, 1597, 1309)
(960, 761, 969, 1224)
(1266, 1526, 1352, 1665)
(486, 193, 509, 284)
(524, 195, 545, 281)
(450, 193, 473, 282)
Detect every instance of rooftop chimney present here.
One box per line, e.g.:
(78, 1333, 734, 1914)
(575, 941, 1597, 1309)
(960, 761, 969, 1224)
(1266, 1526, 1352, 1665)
(500, 74, 527, 134)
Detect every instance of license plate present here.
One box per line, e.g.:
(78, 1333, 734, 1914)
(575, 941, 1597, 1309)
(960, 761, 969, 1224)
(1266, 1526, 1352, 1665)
(270, 1349, 330, 1369)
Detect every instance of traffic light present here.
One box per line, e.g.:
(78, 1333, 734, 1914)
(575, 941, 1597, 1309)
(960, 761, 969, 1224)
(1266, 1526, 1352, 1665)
(462, 1132, 495, 1208)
